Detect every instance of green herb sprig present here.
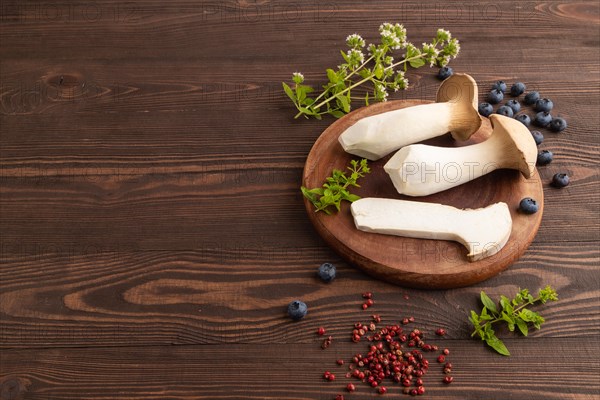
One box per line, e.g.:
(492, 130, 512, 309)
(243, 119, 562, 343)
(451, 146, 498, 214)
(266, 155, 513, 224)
(469, 286, 558, 356)
(301, 159, 370, 214)
(283, 24, 460, 119)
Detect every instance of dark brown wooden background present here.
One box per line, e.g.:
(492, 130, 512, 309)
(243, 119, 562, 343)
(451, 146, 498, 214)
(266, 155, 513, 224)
(1, 1, 599, 399)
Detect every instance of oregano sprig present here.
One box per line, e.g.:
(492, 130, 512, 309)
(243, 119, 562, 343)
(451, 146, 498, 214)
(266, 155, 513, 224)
(283, 24, 460, 119)
(469, 286, 559, 356)
(301, 159, 370, 214)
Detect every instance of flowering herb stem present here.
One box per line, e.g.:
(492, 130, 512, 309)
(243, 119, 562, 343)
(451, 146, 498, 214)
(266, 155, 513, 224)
(302, 54, 424, 119)
(283, 24, 460, 119)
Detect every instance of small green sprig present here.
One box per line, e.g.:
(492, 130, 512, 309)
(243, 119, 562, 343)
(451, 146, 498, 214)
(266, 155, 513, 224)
(283, 24, 460, 119)
(301, 159, 370, 214)
(469, 286, 559, 356)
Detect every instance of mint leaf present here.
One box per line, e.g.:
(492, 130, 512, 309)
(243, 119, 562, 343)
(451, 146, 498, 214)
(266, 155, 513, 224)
(409, 58, 426, 68)
(480, 291, 498, 314)
(326, 68, 338, 84)
(516, 318, 528, 336)
(485, 336, 510, 356)
(282, 82, 296, 103)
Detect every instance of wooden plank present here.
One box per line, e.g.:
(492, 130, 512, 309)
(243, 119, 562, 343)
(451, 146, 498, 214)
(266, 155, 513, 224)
(0, 162, 597, 252)
(1, 340, 599, 399)
(0, 243, 597, 348)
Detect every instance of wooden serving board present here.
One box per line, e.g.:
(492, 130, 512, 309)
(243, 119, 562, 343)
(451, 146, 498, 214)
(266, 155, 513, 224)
(302, 100, 544, 289)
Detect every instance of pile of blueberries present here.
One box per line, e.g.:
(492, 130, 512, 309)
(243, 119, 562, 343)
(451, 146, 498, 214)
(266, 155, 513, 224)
(438, 68, 570, 215)
(480, 80, 570, 214)
(478, 80, 567, 133)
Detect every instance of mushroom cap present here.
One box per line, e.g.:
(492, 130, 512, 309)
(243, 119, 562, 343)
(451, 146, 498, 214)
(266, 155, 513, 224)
(436, 73, 479, 109)
(488, 114, 537, 178)
(435, 73, 482, 141)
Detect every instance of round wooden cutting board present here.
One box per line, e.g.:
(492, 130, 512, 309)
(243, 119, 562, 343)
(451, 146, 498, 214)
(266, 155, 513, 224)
(302, 100, 544, 289)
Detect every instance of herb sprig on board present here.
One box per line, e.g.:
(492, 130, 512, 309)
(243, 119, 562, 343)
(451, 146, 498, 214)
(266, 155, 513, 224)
(301, 159, 370, 214)
(469, 286, 558, 356)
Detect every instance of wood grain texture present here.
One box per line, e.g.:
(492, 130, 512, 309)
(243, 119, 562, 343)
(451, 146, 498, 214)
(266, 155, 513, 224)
(1, 0, 599, 398)
(1, 340, 600, 400)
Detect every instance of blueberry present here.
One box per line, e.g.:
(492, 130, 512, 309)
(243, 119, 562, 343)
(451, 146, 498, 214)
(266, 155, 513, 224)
(519, 197, 539, 214)
(551, 173, 570, 188)
(535, 98, 554, 112)
(496, 105, 514, 117)
(515, 114, 531, 127)
(492, 80, 507, 92)
(437, 66, 454, 80)
(549, 117, 567, 132)
(505, 99, 521, 114)
(524, 91, 540, 105)
(531, 130, 544, 145)
(317, 262, 336, 282)
(510, 82, 526, 96)
(487, 89, 504, 104)
(287, 300, 308, 320)
(478, 102, 494, 117)
(534, 111, 553, 127)
(536, 150, 553, 166)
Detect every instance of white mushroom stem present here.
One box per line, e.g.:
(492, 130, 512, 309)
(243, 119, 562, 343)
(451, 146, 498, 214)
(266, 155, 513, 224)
(351, 198, 512, 261)
(338, 73, 481, 160)
(385, 114, 537, 197)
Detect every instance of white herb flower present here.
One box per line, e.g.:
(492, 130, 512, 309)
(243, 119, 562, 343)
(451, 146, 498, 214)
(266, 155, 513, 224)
(438, 55, 451, 67)
(346, 49, 365, 68)
(292, 72, 304, 84)
(346, 33, 366, 49)
(374, 82, 388, 101)
(436, 28, 451, 42)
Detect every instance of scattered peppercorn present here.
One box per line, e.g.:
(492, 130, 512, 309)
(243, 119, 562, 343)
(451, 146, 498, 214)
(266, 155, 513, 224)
(322, 335, 333, 349)
(320, 293, 453, 396)
(435, 328, 446, 336)
(317, 327, 326, 336)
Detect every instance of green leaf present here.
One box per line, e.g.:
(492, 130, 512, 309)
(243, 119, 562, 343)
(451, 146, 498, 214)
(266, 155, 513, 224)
(282, 82, 296, 103)
(480, 291, 498, 314)
(516, 318, 528, 336)
(296, 86, 306, 102)
(485, 336, 511, 356)
(329, 110, 346, 118)
(518, 308, 538, 322)
(337, 95, 350, 113)
(500, 295, 513, 314)
(374, 63, 384, 79)
(344, 193, 361, 202)
(298, 85, 314, 93)
(409, 58, 426, 68)
(299, 106, 315, 116)
(327, 68, 338, 84)
(340, 50, 350, 63)
(359, 68, 371, 79)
